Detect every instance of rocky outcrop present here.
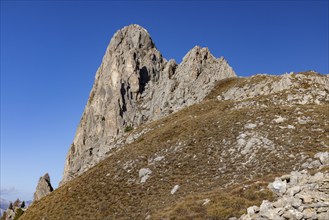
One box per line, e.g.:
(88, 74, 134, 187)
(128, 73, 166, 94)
(240, 170, 329, 220)
(302, 152, 329, 170)
(33, 173, 53, 201)
(217, 72, 329, 108)
(61, 24, 236, 184)
(240, 152, 329, 220)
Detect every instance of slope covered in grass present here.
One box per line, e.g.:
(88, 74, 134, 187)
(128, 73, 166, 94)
(21, 72, 329, 219)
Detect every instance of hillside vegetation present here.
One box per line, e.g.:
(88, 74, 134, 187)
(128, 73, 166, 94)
(21, 72, 329, 219)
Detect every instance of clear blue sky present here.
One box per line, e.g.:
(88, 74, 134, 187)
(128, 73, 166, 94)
(1, 0, 328, 201)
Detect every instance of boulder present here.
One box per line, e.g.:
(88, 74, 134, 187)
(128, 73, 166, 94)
(315, 152, 329, 165)
(268, 179, 287, 196)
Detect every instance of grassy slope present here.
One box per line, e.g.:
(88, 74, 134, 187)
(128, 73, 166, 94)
(21, 75, 329, 220)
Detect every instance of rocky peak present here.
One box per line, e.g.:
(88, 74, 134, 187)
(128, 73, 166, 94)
(182, 46, 213, 63)
(33, 173, 53, 201)
(61, 25, 236, 184)
(109, 24, 154, 52)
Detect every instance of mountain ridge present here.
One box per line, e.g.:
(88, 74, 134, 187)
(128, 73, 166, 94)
(61, 24, 236, 184)
(21, 70, 329, 219)
(17, 24, 329, 219)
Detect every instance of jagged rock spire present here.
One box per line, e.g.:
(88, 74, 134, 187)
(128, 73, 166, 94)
(61, 24, 236, 184)
(34, 173, 53, 201)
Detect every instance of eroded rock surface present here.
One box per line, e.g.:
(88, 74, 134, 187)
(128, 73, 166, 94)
(33, 173, 53, 201)
(61, 24, 236, 184)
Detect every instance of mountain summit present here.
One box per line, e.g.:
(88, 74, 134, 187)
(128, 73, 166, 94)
(61, 24, 236, 184)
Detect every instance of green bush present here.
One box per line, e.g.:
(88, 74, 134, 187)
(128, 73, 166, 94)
(124, 125, 133, 132)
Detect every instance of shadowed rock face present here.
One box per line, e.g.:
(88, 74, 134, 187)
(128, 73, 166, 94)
(34, 173, 53, 201)
(61, 24, 236, 184)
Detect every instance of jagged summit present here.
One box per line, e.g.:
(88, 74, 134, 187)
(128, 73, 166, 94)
(61, 24, 236, 184)
(109, 24, 154, 52)
(182, 46, 213, 61)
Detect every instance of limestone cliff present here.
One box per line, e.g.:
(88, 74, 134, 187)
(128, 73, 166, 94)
(61, 24, 236, 184)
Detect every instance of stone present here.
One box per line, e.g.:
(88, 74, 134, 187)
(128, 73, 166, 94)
(34, 173, 54, 201)
(318, 207, 329, 212)
(282, 209, 303, 220)
(272, 198, 286, 208)
(247, 206, 258, 215)
(308, 172, 324, 183)
(61, 24, 237, 184)
(307, 160, 322, 169)
(273, 116, 286, 123)
(298, 193, 313, 204)
(287, 185, 301, 196)
(171, 185, 180, 194)
(139, 168, 152, 183)
(268, 179, 287, 196)
(291, 198, 302, 208)
(244, 123, 257, 129)
(259, 200, 273, 216)
(302, 208, 317, 219)
(295, 211, 304, 220)
(318, 211, 329, 220)
(315, 152, 329, 165)
(262, 208, 284, 220)
(202, 199, 210, 206)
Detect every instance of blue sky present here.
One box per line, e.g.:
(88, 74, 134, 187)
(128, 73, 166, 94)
(1, 0, 328, 201)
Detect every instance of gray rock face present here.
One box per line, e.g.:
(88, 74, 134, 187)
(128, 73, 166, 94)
(34, 173, 53, 201)
(61, 24, 236, 184)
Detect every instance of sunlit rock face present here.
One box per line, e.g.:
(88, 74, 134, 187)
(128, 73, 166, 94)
(34, 173, 53, 201)
(61, 24, 236, 184)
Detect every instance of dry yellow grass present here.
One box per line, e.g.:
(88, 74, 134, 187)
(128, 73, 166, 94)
(21, 72, 329, 219)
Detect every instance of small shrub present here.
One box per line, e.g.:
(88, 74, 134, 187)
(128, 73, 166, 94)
(124, 125, 133, 132)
